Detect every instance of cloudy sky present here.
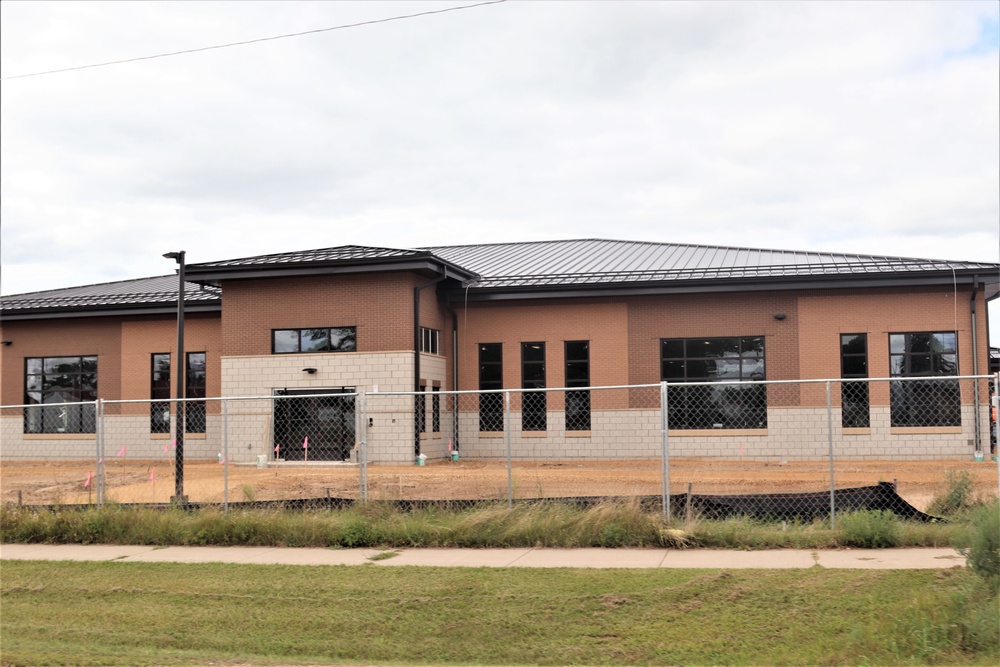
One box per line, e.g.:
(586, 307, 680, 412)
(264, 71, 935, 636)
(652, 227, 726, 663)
(2, 1, 998, 337)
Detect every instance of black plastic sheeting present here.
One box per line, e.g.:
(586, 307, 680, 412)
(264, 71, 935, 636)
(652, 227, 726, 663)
(27, 482, 944, 522)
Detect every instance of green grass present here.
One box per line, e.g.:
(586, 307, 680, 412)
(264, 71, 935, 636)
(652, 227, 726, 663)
(1, 560, 996, 666)
(0, 501, 970, 550)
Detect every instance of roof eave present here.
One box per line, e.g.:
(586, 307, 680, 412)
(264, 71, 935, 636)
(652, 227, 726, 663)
(186, 254, 478, 286)
(0, 302, 221, 322)
(449, 270, 992, 302)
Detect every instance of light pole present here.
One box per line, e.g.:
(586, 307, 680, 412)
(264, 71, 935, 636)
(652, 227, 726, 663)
(164, 250, 186, 503)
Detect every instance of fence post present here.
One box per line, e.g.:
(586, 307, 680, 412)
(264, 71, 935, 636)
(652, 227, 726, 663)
(505, 391, 512, 509)
(223, 398, 229, 514)
(827, 380, 835, 529)
(95, 399, 104, 508)
(360, 391, 368, 504)
(660, 381, 670, 522)
(995, 373, 999, 499)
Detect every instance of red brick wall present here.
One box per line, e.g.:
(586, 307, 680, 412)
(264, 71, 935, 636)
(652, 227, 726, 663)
(220, 272, 419, 356)
(454, 298, 630, 409)
(0, 317, 123, 410)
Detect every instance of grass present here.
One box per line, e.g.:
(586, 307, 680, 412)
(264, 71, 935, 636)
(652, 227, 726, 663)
(0, 500, 975, 550)
(1, 560, 996, 666)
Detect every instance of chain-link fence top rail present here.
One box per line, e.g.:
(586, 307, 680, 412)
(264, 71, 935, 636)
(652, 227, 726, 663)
(2, 378, 998, 519)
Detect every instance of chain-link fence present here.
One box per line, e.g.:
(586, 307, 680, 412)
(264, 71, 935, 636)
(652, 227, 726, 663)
(2, 376, 998, 523)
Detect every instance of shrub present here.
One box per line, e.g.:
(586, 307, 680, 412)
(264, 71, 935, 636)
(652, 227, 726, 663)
(955, 502, 1000, 587)
(838, 509, 900, 548)
(926, 469, 978, 517)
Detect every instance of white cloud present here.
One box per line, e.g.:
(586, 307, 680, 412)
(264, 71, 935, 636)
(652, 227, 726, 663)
(2, 1, 998, 338)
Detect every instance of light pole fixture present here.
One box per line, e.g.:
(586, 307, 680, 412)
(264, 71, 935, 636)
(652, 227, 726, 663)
(164, 250, 187, 503)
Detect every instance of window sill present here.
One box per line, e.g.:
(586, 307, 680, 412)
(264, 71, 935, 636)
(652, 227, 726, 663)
(668, 429, 768, 437)
(890, 426, 963, 435)
(565, 431, 592, 438)
(24, 433, 96, 440)
(478, 431, 505, 438)
(842, 428, 871, 436)
(522, 431, 549, 437)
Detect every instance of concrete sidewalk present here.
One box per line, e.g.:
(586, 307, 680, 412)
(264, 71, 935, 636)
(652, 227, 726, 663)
(0, 543, 967, 569)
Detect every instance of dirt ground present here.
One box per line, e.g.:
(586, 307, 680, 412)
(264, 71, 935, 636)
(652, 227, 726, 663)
(2, 457, 997, 511)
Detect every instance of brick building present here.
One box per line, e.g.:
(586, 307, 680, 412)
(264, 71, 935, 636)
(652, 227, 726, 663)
(2, 239, 998, 463)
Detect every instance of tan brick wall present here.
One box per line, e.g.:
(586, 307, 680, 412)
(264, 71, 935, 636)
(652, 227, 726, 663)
(220, 272, 420, 356)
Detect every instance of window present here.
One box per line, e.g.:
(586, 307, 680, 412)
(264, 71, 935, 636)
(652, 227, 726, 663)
(24, 356, 97, 433)
(522, 342, 546, 431)
(273, 327, 356, 354)
(889, 332, 960, 427)
(149, 353, 206, 434)
(420, 328, 440, 355)
(417, 385, 427, 434)
(479, 343, 503, 431)
(432, 386, 441, 433)
(186, 352, 207, 434)
(841, 334, 869, 428)
(660, 337, 766, 429)
(151, 353, 171, 433)
(565, 341, 591, 431)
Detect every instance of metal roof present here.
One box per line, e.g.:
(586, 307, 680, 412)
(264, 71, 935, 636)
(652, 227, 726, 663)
(0, 275, 220, 317)
(2, 239, 996, 317)
(422, 239, 997, 289)
(191, 244, 424, 268)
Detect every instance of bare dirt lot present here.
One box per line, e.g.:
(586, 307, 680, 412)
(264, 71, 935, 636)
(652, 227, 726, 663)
(2, 457, 997, 511)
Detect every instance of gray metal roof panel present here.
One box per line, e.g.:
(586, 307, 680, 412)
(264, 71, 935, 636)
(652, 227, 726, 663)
(1, 275, 220, 312)
(188, 244, 424, 269)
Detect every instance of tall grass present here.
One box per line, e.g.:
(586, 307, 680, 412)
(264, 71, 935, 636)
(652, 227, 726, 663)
(0, 499, 980, 549)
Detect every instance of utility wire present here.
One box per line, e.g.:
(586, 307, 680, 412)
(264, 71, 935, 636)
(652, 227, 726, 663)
(2, 0, 507, 81)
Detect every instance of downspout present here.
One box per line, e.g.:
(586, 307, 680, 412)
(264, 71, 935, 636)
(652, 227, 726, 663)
(970, 276, 981, 452)
(445, 300, 460, 453)
(414, 269, 448, 459)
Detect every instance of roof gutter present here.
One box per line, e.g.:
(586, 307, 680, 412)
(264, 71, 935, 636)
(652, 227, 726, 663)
(970, 276, 981, 453)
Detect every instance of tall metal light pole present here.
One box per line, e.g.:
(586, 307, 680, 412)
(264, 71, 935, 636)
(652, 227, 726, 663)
(164, 251, 186, 503)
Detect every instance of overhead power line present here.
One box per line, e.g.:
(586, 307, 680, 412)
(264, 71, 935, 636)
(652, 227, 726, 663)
(2, 0, 507, 81)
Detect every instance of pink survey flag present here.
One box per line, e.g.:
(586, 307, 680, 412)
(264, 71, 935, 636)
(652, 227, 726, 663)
(84, 472, 92, 488)
(275, 443, 280, 454)
(164, 441, 169, 453)
(150, 468, 155, 485)
(303, 436, 309, 449)
(118, 445, 127, 457)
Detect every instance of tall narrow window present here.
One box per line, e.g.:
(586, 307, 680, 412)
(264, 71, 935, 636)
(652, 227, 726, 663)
(479, 343, 503, 431)
(186, 352, 207, 433)
(889, 332, 960, 427)
(660, 337, 766, 429)
(417, 385, 427, 434)
(151, 353, 171, 433)
(521, 342, 546, 431)
(565, 341, 591, 431)
(420, 328, 440, 355)
(840, 334, 869, 428)
(432, 386, 441, 433)
(24, 356, 98, 434)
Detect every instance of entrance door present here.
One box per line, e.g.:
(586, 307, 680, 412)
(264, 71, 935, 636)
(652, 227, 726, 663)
(274, 388, 356, 461)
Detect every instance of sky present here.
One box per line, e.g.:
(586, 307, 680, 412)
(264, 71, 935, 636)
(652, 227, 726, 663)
(2, 1, 999, 340)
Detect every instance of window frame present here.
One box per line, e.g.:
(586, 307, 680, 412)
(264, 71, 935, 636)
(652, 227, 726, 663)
(150, 353, 171, 434)
(564, 340, 591, 431)
(888, 331, 960, 428)
(521, 342, 546, 432)
(186, 351, 207, 434)
(272, 327, 357, 354)
(478, 343, 503, 432)
(840, 333, 870, 429)
(24, 355, 98, 434)
(420, 327, 440, 355)
(659, 336, 767, 430)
